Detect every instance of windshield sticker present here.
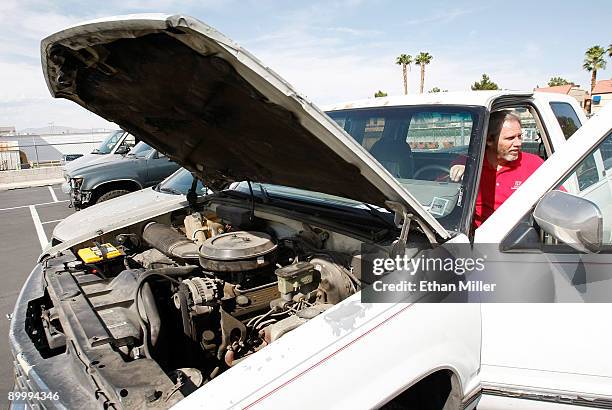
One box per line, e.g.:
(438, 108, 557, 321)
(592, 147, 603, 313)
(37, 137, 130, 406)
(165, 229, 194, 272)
(429, 197, 449, 216)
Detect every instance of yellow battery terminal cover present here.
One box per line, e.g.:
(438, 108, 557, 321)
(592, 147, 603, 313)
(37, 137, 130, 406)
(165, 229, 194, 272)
(77, 243, 123, 264)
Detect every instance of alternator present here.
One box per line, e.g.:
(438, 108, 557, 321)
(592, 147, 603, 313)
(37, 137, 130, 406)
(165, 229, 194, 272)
(173, 277, 223, 314)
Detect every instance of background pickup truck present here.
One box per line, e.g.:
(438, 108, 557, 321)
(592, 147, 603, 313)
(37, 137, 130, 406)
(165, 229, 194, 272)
(62, 141, 180, 209)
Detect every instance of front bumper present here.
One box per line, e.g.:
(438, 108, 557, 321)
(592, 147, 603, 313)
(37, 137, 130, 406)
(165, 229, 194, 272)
(69, 189, 92, 209)
(63, 177, 91, 209)
(9, 264, 98, 409)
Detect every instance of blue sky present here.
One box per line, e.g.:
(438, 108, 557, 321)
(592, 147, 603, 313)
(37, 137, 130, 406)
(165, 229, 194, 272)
(0, 0, 610, 129)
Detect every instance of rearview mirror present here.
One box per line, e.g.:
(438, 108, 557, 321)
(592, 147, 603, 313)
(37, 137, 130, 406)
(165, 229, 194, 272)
(533, 190, 603, 253)
(115, 145, 129, 155)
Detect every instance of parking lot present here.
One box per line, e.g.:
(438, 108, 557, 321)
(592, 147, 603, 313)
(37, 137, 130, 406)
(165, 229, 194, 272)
(0, 184, 74, 407)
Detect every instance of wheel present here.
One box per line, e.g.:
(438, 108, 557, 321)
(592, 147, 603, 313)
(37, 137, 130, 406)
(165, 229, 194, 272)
(413, 164, 450, 181)
(95, 189, 130, 204)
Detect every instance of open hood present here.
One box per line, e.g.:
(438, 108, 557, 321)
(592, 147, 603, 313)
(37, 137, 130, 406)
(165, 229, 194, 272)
(41, 14, 449, 239)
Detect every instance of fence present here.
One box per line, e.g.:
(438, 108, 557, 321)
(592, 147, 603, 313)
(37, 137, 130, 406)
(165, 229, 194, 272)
(0, 133, 106, 170)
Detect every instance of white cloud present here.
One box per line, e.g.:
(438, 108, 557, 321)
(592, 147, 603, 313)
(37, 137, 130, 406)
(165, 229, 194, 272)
(0, 98, 115, 130)
(1, 1, 608, 130)
(0, 55, 113, 130)
(402, 8, 475, 26)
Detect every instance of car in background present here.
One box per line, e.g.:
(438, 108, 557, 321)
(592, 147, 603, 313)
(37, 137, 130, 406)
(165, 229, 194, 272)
(63, 129, 137, 173)
(63, 141, 181, 209)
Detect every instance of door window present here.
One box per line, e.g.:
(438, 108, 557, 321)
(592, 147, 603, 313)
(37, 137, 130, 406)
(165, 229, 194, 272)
(550, 102, 582, 139)
(574, 153, 599, 191)
(123, 134, 136, 149)
(504, 107, 548, 159)
(128, 142, 154, 158)
(600, 136, 612, 172)
(555, 131, 612, 245)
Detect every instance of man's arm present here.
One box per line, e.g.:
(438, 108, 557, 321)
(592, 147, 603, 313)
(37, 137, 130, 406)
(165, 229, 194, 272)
(449, 155, 468, 182)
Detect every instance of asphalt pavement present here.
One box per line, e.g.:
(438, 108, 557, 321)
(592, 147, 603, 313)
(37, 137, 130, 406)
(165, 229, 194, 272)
(0, 184, 74, 408)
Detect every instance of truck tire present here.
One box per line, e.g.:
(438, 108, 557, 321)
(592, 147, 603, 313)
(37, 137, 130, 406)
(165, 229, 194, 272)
(96, 189, 130, 204)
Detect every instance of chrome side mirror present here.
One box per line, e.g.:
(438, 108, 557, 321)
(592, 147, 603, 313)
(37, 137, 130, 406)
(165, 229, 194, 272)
(533, 190, 603, 253)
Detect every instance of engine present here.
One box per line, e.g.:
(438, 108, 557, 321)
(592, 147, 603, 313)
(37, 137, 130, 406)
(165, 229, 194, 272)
(100, 210, 360, 387)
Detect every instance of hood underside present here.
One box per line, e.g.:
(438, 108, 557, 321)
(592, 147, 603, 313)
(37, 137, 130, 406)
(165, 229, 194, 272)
(41, 14, 449, 239)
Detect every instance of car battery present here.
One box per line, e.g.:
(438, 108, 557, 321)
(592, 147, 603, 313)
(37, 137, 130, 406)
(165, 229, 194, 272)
(77, 243, 123, 264)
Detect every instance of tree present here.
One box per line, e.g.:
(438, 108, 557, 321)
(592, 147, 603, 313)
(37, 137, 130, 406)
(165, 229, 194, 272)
(374, 90, 388, 98)
(415, 52, 433, 94)
(428, 87, 447, 93)
(471, 73, 499, 90)
(608, 43, 612, 57)
(547, 77, 571, 87)
(395, 54, 412, 95)
(583, 45, 607, 92)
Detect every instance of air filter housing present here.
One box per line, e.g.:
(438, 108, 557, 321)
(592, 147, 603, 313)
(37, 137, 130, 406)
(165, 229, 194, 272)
(198, 231, 277, 272)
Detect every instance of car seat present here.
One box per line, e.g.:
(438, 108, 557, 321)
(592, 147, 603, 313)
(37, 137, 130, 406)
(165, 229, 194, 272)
(369, 120, 414, 178)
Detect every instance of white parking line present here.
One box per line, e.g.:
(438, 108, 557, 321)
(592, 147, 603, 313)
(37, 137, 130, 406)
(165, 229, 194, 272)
(41, 219, 63, 225)
(29, 205, 48, 250)
(0, 200, 69, 212)
(48, 186, 59, 202)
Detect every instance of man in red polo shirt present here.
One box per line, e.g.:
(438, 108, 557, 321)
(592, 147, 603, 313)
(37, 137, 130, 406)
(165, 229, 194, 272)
(450, 111, 544, 227)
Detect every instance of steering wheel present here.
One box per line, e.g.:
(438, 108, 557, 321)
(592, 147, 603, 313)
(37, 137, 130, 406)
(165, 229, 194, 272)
(413, 164, 450, 181)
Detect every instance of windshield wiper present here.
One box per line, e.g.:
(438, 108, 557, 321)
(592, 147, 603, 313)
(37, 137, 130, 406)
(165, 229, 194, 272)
(361, 203, 397, 230)
(257, 183, 271, 203)
(158, 186, 183, 195)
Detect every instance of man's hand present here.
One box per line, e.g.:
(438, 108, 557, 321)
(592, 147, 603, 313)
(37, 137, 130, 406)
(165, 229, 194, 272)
(449, 164, 465, 182)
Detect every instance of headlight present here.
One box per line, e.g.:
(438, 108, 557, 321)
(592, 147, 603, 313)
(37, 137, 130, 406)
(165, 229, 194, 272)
(70, 177, 84, 189)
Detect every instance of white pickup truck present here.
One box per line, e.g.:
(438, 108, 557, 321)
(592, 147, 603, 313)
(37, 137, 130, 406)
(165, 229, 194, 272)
(10, 14, 612, 410)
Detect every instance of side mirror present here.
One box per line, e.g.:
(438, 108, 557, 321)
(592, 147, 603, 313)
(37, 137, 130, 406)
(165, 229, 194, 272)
(533, 190, 603, 253)
(115, 145, 129, 155)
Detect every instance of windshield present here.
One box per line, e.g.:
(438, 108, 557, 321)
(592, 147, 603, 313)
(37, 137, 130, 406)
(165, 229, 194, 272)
(93, 130, 124, 154)
(327, 106, 483, 231)
(229, 182, 396, 232)
(157, 168, 207, 195)
(227, 106, 483, 233)
(128, 141, 154, 158)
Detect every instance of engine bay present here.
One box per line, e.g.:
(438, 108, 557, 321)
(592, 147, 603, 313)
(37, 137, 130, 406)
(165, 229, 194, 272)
(31, 200, 384, 407)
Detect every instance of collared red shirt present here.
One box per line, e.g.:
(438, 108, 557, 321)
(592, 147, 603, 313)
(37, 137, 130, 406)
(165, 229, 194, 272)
(474, 152, 544, 227)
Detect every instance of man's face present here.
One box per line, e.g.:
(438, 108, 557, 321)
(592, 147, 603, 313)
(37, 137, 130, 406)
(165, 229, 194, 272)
(488, 118, 522, 163)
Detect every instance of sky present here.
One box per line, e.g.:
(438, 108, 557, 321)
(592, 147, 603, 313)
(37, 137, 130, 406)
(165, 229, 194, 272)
(0, 0, 610, 130)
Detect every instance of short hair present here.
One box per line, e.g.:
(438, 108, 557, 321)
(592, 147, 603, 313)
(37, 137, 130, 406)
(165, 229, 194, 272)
(487, 111, 521, 140)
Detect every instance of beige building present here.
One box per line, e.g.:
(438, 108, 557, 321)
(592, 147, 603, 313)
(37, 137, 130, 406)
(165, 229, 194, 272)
(591, 80, 612, 115)
(534, 84, 589, 112)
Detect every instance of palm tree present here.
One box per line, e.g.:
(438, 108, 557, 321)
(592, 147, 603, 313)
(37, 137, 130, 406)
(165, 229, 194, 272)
(415, 52, 433, 94)
(583, 46, 607, 92)
(395, 54, 412, 95)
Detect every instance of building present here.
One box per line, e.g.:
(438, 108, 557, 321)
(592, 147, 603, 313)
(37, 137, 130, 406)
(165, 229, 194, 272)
(534, 84, 589, 112)
(0, 141, 20, 170)
(0, 126, 16, 136)
(591, 79, 612, 115)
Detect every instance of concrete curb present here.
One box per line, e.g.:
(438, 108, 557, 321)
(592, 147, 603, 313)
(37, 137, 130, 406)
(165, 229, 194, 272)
(0, 178, 65, 191)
